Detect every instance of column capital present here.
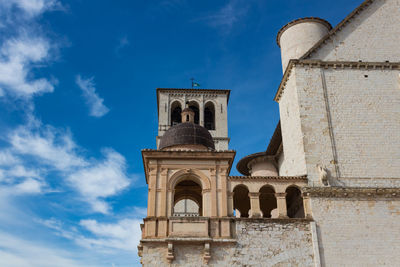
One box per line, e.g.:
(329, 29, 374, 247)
(160, 168, 168, 175)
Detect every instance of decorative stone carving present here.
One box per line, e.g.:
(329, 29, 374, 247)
(204, 242, 211, 264)
(166, 242, 174, 263)
(316, 164, 329, 186)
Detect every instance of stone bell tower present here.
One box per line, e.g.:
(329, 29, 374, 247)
(156, 88, 230, 150)
(138, 89, 236, 265)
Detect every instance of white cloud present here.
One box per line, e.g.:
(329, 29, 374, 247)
(38, 216, 143, 254)
(68, 149, 131, 214)
(79, 218, 142, 252)
(0, 150, 20, 165)
(14, 177, 44, 194)
(76, 75, 109, 117)
(9, 122, 86, 171)
(0, 231, 94, 267)
(0, 36, 55, 98)
(3, 118, 132, 212)
(0, 0, 61, 17)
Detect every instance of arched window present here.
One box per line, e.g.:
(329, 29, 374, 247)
(286, 186, 305, 218)
(188, 101, 199, 124)
(233, 185, 250, 218)
(204, 102, 215, 130)
(259, 185, 277, 218)
(173, 180, 202, 216)
(171, 101, 182, 126)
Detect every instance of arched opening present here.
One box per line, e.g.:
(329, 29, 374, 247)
(204, 102, 215, 130)
(259, 185, 277, 218)
(171, 101, 182, 126)
(286, 186, 305, 218)
(233, 185, 250, 218)
(188, 101, 199, 124)
(173, 180, 202, 216)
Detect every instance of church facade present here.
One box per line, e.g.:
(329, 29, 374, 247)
(138, 0, 400, 265)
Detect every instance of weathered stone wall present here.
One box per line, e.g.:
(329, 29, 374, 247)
(141, 220, 315, 266)
(311, 197, 400, 266)
(289, 65, 400, 185)
(278, 69, 307, 177)
(309, 0, 400, 62)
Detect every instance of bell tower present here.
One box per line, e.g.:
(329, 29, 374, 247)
(138, 88, 236, 265)
(156, 88, 230, 150)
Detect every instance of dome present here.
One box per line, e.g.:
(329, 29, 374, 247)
(159, 122, 215, 150)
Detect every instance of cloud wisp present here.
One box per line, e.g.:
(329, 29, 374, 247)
(197, 0, 250, 34)
(115, 35, 130, 57)
(76, 75, 110, 118)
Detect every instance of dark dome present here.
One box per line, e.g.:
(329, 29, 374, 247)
(159, 122, 215, 150)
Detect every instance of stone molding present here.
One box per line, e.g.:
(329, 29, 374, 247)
(275, 59, 400, 102)
(303, 187, 400, 198)
(229, 175, 307, 181)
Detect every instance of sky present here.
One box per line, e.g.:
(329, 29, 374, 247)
(0, 0, 362, 266)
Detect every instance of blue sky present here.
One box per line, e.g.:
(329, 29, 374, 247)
(0, 0, 361, 266)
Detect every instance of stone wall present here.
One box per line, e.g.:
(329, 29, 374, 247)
(311, 197, 400, 266)
(278, 69, 307, 177)
(141, 220, 315, 266)
(309, 0, 400, 62)
(289, 65, 400, 185)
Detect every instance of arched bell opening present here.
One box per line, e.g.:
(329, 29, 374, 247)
(233, 185, 250, 218)
(188, 101, 200, 125)
(173, 180, 202, 216)
(170, 101, 182, 126)
(286, 186, 305, 218)
(204, 102, 215, 130)
(259, 185, 277, 218)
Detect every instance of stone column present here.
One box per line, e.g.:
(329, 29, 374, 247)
(200, 95, 204, 126)
(275, 192, 288, 218)
(167, 189, 173, 217)
(219, 167, 228, 217)
(210, 168, 217, 217)
(228, 192, 234, 216)
(147, 167, 157, 217)
(248, 192, 262, 218)
(202, 189, 211, 217)
(302, 193, 313, 219)
(159, 168, 168, 216)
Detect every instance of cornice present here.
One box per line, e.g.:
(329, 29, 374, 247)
(142, 149, 236, 184)
(157, 88, 231, 115)
(228, 175, 307, 181)
(303, 187, 400, 198)
(274, 59, 400, 102)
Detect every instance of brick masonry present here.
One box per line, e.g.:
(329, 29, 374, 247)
(311, 197, 400, 266)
